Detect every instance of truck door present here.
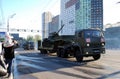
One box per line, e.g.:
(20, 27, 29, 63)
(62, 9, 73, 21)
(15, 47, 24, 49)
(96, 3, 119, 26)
(75, 31, 84, 46)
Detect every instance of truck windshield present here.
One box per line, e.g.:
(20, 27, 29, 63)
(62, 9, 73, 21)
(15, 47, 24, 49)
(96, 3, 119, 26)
(84, 30, 103, 37)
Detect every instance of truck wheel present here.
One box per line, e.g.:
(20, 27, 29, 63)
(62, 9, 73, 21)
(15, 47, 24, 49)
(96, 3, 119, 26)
(57, 49, 61, 57)
(44, 50, 48, 54)
(75, 50, 83, 62)
(41, 49, 47, 54)
(60, 49, 65, 58)
(93, 54, 101, 60)
(61, 48, 67, 58)
(40, 50, 44, 54)
(76, 56, 83, 62)
(64, 53, 68, 58)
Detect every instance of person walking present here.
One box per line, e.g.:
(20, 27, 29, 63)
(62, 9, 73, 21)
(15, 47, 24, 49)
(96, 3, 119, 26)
(2, 32, 17, 78)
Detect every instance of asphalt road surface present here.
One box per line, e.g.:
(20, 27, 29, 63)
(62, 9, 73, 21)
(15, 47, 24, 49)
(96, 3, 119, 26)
(12, 49, 120, 79)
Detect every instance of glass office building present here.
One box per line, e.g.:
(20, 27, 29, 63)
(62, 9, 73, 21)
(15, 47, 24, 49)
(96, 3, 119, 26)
(60, 0, 103, 35)
(91, 0, 103, 29)
(42, 12, 52, 39)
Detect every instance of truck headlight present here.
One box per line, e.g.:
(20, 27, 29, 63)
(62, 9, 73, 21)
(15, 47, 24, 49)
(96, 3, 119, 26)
(87, 44, 90, 47)
(102, 43, 104, 46)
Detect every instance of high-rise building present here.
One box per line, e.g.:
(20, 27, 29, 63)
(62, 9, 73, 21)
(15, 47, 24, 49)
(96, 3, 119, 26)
(60, 0, 76, 35)
(49, 15, 59, 36)
(60, 0, 103, 35)
(91, 0, 103, 29)
(42, 12, 52, 39)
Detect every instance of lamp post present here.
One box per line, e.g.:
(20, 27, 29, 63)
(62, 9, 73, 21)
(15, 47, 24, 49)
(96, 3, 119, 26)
(7, 13, 16, 32)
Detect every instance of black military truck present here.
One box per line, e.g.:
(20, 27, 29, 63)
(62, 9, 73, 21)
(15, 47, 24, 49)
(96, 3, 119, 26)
(38, 28, 105, 62)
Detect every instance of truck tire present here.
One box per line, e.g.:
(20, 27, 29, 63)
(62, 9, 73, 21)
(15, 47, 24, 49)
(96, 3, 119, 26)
(57, 49, 61, 57)
(60, 48, 65, 58)
(93, 54, 101, 60)
(75, 50, 83, 62)
(41, 49, 47, 54)
(40, 49, 44, 54)
(60, 48, 68, 58)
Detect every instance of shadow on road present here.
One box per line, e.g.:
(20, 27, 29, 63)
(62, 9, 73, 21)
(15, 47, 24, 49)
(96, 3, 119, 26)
(13, 49, 120, 79)
(14, 51, 97, 76)
(97, 71, 120, 79)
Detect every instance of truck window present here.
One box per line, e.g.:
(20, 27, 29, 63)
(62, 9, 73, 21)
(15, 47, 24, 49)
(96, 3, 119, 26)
(84, 30, 102, 37)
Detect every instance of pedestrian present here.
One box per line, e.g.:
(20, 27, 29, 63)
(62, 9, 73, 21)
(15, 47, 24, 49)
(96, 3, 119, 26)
(2, 32, 18, 78)
(0, 41, 7, 78)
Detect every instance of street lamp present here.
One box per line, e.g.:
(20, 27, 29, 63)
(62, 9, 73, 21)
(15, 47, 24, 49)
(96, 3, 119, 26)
(7, 13, 16, 32)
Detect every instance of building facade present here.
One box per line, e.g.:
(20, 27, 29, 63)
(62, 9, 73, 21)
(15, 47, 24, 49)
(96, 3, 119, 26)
(42, 12, 52, 39)
(91, 0, 103, 29)
(60, 0, 76, 35)
(105, 26, 120, 49)
(60, 0, 103, 35)
(49, 15, 59, 36)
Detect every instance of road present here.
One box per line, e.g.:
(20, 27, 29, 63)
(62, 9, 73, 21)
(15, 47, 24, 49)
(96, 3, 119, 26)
(13, 49, 120, 79)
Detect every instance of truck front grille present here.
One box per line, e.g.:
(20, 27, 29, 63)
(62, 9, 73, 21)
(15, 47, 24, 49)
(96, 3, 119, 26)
(90, 43, 102, 48)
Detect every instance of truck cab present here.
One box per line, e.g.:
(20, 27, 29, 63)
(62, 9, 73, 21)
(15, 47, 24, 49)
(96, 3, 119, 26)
(74, 28, 105, 61)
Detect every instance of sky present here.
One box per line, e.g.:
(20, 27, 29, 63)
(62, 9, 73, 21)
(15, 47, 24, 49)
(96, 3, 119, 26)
(0, 0, 120, 37)
(0, 0, 60, 37)
(104, 0, 120, 24)
(0, 0, 60, 30)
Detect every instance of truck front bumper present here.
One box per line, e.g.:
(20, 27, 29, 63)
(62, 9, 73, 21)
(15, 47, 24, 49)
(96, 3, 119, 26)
(83, 47, 105, 56)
